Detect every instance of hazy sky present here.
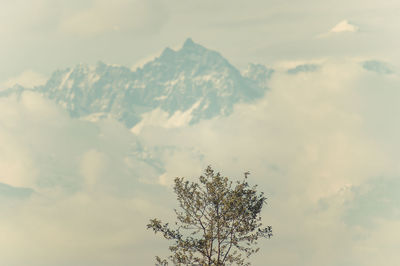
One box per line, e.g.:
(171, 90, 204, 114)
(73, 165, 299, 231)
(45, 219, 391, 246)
(1, 0, 399, 86)
(1, 1, 400, 266)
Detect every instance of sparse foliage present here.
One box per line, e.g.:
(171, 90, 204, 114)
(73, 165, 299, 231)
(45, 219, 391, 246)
(147, 166, 272, 265)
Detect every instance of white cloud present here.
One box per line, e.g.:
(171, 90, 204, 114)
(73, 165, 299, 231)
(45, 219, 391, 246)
(317, 19, 360, 38)
(1, 70, 47, 89)
(330, 20, 359, 33)
(137, 59, 400, 266)
(0, 91, 169, 265)
(0, 92, 63, 188)
(0, 192, 168, 266)
(0, 91, 160, 192)
(80, 150, 108, 189)
(352, 218, 400, 266)
(1, 59, 400, 266)
(131, 100, 202, 134)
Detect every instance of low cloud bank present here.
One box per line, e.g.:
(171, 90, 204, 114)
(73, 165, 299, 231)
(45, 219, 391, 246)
(138, 59, 400, 266)
(0, 59, 399, 265)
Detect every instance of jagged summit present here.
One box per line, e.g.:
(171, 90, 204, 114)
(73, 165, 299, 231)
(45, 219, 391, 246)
(160, 47, 176, 58)
(183, 38, 195, 47)
(181, 38, 206, 51)
(159, 38, 207, 60)
(2, 39, 273, 128)
(156, 38, 219, 67)
(160, 39, 219, 63)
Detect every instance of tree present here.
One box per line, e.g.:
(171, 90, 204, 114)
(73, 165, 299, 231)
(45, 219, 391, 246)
(147, 166, 272, 265)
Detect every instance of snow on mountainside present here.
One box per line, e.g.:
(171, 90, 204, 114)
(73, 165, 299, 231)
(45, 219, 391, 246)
(1, 38, 273, 128)
(242, 63, 274, 88)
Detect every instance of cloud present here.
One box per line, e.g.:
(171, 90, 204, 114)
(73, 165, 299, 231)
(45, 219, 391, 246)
(80, 149, 108, 189)
(137, 59, 400, 266)
(131, 101, 202, 134)
(344, 176, 400, 227)
(330, 20, 359, 33)
(1, 70, 47, 89)
(60, 0, 168, 36)
(0, 192, 170, 266)
(0, 91, 161, 192)
(317, 19, 359, 38)
(0, 91, 171, 265)
(141, 60, 389, 190)
(1, 59, 400, 266)
(350, 218, 400, 266)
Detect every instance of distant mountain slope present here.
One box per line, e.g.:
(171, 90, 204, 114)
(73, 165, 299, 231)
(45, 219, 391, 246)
(0, 182, 33, 199)
(1, 39, 273, 128)
(362, 60, 394, 75)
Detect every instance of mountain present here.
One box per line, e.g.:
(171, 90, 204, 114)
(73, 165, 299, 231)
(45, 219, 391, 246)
(0, 182, 33, 199)
(242, 63, 274, 88)
(287, 64, 320, 75)
(1, 38, 273, 128)
(362, 60, 394, 75)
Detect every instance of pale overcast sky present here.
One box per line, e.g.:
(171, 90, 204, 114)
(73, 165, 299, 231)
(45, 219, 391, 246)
(1, 0, 399, 85)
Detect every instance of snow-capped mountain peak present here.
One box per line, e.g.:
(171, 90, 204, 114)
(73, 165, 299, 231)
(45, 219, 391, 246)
(2, 39, 273, 128)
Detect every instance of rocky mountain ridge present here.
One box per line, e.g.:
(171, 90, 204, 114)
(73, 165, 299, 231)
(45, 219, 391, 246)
(1, 38, 273, 128)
